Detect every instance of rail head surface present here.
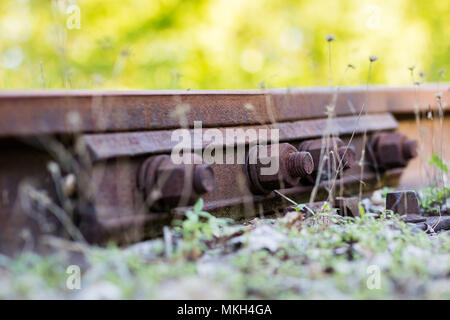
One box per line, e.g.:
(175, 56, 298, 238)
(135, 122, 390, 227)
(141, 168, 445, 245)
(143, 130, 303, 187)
(0, 85, 447, 136)
(0, 84, 447, 97)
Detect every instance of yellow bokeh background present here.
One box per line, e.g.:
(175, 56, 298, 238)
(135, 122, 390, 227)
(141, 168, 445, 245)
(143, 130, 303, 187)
(0, 0, 448, 89)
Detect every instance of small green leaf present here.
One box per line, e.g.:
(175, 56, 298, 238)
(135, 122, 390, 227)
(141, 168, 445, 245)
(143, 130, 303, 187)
(193, 198, 204, 213)
(428, 152, 448, 173)
(358, 203, 365, 219)
(185, 210, 194, 219)
(295, 204, 316, 216)
(198, 210, 213, 219)
(381, 186, 392, 199)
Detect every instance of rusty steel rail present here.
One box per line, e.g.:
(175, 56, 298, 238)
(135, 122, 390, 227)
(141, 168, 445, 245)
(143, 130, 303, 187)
(0, 85, 448, 255)
(0, 85, 447, 136)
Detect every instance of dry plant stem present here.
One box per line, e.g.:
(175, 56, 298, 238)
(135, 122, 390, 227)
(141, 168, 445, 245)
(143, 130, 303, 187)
(309, 113, 332, 204)
(309, 64, 355, 204)
(414, 82, 433, 187)
(429, 110, 438, 185)
(25, 186, 86, 243)
(309, 39, 334, 204)
(324, 65, 357, 200)
(329, 106, 365, 193)
(334, 65, 356, 198)
(40, 61, 46, 89)
(163, 226, 173, 259)
(324, 38, 335, 200)
(358, 60, 375, 200)
(40, 235, 89, 253)
(413, 82, 426, 186)
(48, 162, 74, 216)
(437, 96, 445, 186)
(328, 41, 333, 87)
(274, 190, 297, 206)
(339, 166, 344, 197)
(274, 190, 315, 216)
(358, 132, 368, 200)
(431, 207, 442, 230)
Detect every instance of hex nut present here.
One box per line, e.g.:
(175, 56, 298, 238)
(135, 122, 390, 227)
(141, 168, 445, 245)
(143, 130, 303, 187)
(246, 143, 314, 194)
(194, 164, 215, 194)
(138, 154, 215, 210)
(368, 132, 418, 169)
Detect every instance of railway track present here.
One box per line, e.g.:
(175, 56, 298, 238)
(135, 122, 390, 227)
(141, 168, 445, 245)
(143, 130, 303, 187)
(0, 85, 448, 255)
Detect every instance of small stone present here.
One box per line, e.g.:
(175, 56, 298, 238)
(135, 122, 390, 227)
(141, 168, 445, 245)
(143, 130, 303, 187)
(335, 197, 360, 217)
(386, 191, 420, 215)
(425, 216, 450, 232)
(244, 225, 288, 252)
(401, 214, 426, 223)
(371, 189, 385, 206)
(282, 210, 304, 230)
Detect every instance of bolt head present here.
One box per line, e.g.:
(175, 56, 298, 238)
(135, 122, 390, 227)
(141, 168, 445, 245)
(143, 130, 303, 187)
(298, 137, 352, 183)
(371, 132, 418, 169)
(377, 132, 405, 167)
(403, 139, 418, 160)
(258, 143, 300, 189)
(288, 151, 314, 178)
(247, 143, 309, 193)
(154, 163, 193, 204)
(300, 152, 314, 175)
(194, 164, 215, 194)
(338, 146, 356, 169)
(139, 154, 215, 210)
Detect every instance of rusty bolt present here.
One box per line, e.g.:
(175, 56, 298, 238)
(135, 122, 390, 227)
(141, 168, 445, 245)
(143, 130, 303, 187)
(193, 164, 215, 194)
(334, 197, 360, 217)
(386, 190, 420, 215)
(368, 132, 418, 169)
(402, 138, 418, 160)
(246, 143, 314, 194)
(298, 137, 355, 183)
(137, 154, 215, 210)
(153, 160, 193, 207)
(338, 145, 356, 170)
(286, 150, 315, 178)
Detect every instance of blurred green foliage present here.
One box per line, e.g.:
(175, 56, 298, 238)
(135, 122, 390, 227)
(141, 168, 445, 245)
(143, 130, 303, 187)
(0, 0, 448, 89)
